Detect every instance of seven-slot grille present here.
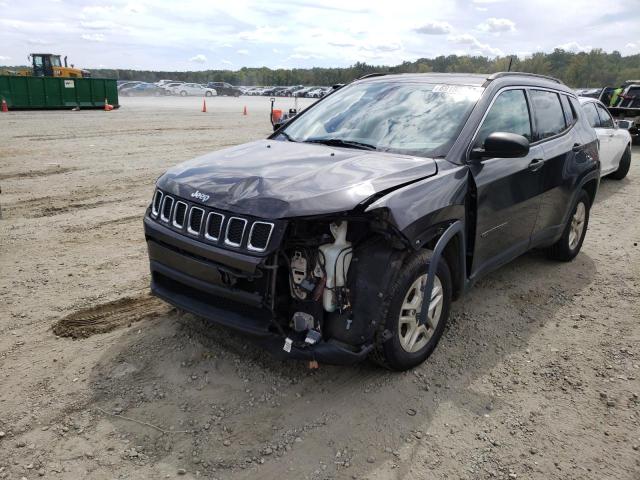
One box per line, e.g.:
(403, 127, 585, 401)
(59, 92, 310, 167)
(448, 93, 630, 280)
(151, 191, 274, 253)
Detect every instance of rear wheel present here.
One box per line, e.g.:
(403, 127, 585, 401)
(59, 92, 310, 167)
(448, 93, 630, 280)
(371, 251, 451, 371)
(180, 91, 187, 97)
(545, 190, 590, 261)
(205, 91, 212, 97)
(608, 145, 631, 180)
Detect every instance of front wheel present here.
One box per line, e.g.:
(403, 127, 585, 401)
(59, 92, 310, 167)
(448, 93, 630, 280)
(180, 91, 187, 97)
(205, 91, 212, 97)
(371, 251, 451, 371)
(608, 145, 631, 180)
(545, 190, 590, 261)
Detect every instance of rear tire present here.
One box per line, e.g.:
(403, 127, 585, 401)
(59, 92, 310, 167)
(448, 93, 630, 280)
(608, 145, 631, 180)
(545, 190, 590, 261)
(180, 91, 187, 97)
(370, 251, 451, 371)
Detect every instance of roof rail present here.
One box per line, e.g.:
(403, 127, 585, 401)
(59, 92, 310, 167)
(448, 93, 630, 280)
(487, 71, 564, 85)
(357, 72, 389, 80)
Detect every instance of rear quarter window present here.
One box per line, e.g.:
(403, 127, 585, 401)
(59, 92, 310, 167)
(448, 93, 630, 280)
(560, 95, 577, 127)
(530, 90, 567, 140)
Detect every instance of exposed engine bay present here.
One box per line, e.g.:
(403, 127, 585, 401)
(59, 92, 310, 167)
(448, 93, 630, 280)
(256, 212, 407, 354)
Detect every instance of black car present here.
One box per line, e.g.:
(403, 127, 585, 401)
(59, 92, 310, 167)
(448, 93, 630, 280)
(144, 72, 600, 370)
(206, 82, 241, 97)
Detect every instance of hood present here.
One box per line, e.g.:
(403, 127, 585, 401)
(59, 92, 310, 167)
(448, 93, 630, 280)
(157, 139, 437, 218)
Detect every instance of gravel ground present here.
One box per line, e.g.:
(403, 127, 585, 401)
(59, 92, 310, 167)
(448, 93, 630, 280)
(0, 96, 639, 480)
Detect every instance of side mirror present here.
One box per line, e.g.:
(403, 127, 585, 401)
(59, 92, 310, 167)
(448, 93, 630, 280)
(471, 132, 530, 160)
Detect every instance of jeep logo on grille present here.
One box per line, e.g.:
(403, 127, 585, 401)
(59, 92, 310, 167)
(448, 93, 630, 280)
(190, 190, 210, 202)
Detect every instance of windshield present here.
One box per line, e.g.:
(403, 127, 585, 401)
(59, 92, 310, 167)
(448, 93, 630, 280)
(280, 81, 483, 157)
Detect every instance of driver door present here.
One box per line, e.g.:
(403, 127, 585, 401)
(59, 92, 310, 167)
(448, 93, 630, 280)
(469, 88, 544, 279)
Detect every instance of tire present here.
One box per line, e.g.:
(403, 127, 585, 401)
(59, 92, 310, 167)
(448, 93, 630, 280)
(608, 145, 631, 180)
(205, 91, 212, 97)
(545, 189, 590, 261)
(370, 250, 452, 371)
(180, 91, 187, 97)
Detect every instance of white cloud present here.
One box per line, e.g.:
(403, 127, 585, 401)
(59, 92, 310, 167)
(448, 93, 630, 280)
(27, 38, 52, 46)
(449, 33, 504, 56)
(555, 41, 592, 52)
(81, 33, 105, 42)
(414, 20, 453, 35)
(222, 59, 233, 65)
(189, 54, 207, 63)
(478, 17, 516, 33)
(80, 20, 117, 30)
(236, 49, 249, 55)
(625, 42, 638, 50)
(0, 55, 10, 61)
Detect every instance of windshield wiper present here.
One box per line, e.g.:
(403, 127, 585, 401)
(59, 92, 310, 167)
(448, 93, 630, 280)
(303, 137, 378, 151)
(278, 131, 297, 142)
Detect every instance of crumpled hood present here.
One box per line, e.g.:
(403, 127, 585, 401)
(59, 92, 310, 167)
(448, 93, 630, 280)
(157, 139, 437, 218)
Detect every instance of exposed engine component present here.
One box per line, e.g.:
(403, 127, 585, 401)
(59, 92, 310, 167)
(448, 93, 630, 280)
(319, 222, 352, 312)
(292, 311, 314, 332)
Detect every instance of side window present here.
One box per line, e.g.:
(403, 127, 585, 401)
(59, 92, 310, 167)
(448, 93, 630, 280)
(529, 90, 566, 140)
(582, 103, 601, 128)
(595, 104, 614, 128)
(560, 95, 577, 127)
(475, 89, 532, 147)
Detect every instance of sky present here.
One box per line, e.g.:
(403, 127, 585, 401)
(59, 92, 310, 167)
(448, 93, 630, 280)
(1, 0, 639, 71)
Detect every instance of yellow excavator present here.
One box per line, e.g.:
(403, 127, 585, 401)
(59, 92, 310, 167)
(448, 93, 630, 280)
(2, 53, 90, 78)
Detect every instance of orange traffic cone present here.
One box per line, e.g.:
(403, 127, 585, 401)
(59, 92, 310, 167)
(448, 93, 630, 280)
(1, 99, 8, 112)
(202, 99, 207, 113)
(103, 98, 114, 111)
(243, 105, 247, 116)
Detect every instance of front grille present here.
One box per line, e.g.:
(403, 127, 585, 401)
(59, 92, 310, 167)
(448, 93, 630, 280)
(248, 222, 274, 252)
(173, 201, 187, 228)
(160, 196, 174, 222)
(188, 207, 204, 235)
(152, 191, 163, 216)
(205, 212, 224, 241)
(150, 189, 277, 254)
(225, 217, 247, 247)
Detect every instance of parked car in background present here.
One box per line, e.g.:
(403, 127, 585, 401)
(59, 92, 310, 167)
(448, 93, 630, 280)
(206, 82, 241, 96)
(120, 82, 165, 96)
(579, 97, 632, 179)
(307, 87, 328, 98)
(171, 83, 217, 97)
(144, 72, 599, 370)
(117, 81, 144, 91)
(293, 87, 314, 97)
(161, 82, 185, 94)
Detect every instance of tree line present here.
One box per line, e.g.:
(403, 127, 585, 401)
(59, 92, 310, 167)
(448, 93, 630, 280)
(82, 49, 640, 88)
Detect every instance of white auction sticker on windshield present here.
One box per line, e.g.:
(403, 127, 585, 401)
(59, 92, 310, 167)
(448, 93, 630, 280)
(433, 84, 483, 100)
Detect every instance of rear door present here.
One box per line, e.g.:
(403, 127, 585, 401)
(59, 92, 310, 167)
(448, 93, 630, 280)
(469, 88, 544, 277)
(594, 102, 627, 173)
(530, 90, 584, 241)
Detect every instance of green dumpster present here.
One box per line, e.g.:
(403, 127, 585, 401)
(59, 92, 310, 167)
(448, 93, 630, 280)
(0, 75, 119, 110)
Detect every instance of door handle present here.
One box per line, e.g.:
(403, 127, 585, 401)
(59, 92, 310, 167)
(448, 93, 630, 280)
(572, 143, 583, 152)
(528, 158, 544, 171)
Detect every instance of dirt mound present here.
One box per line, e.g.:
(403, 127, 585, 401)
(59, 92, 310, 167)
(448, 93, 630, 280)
(53, 294, 169, 338)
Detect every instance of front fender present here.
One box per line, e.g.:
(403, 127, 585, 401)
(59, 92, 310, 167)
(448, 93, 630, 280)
(365, 163, 468, 247)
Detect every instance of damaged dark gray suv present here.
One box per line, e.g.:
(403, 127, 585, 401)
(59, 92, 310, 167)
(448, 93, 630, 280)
(144, 72, 600, 370)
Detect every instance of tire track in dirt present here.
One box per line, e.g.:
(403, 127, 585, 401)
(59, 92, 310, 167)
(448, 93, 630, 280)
(52, 294, 170, 339)
(0, 166, 79, 181)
